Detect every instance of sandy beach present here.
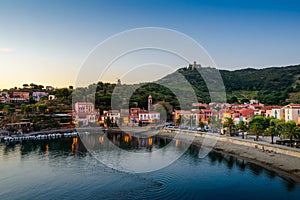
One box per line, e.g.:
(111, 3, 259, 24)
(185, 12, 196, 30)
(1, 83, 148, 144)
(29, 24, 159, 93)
(159, 130, 300, 182)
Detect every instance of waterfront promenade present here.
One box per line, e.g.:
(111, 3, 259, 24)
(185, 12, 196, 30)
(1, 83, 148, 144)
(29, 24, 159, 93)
(160, 129, 300, 181)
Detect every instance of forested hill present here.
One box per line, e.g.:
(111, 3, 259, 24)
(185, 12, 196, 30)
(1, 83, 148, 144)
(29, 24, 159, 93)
(159, 64, 300, 105)
(221, 65, 300, 105)
(72, 64, 300, 113)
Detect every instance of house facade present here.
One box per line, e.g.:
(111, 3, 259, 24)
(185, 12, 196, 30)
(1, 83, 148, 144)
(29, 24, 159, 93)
(283, 104, 300, 124)
(73, 102, 98, 126)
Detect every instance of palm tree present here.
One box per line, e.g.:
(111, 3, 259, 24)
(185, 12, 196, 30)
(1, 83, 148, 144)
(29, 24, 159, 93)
(208, 116, 222, 133)
(198, 121, 205, 131)
(248, 116, 268, 141)
(237, 121, 248, 139)
(281, 121, 300, 147)
(224, 117, 235, 136)
(264, 118, 284, 144)
(176, 115, 182, 126)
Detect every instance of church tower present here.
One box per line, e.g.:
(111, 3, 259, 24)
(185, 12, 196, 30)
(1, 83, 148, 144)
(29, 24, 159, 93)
(148, 95, 152, 111)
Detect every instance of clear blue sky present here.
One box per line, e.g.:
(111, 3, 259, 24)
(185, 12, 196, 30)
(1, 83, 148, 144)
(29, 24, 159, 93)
(1, 0, 300, 89)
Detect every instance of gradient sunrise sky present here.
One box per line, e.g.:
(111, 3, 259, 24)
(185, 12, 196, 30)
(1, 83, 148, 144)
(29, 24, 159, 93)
(1, 0, 300, 89)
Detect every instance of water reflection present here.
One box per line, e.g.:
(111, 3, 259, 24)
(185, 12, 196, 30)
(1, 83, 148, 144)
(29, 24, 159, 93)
(205, 150, 297, 191)
(1, 131, 299, 192)
(1, 137, 87, 157)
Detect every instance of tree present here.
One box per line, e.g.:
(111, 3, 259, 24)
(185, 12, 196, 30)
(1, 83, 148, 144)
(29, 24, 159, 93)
(38, 85, 44, 90)
(281, 121, 300, 147)
(248, 116, 269, 141)
(228, 96, 239, 104)
(176, 115, 182, 126)
(264, 118, 284, 144)
(105, 117, 112, 127)
(23, 84, 29, 88)
(37, 104, 48, 114)
(30, 83, 37, 89)
(240, 98, 250, 104)
(3, 105, 10, 115)
(198, 121, 205, 131)
(237, 121, 248, 139)
(208, 116, 222, 132)
(224, 117, 235, 136)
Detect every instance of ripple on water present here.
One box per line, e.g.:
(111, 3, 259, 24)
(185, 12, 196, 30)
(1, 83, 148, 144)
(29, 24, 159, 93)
(133, 170, 190, 200)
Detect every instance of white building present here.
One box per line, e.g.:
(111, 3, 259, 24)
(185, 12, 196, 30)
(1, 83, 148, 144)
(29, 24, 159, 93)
(139, 111, 160, 122)
(102, 110, 120, 124)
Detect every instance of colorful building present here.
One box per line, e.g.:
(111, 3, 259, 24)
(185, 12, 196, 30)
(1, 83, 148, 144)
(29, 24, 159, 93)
(283, 104, 300, 124)
(73, 102, 98, 126)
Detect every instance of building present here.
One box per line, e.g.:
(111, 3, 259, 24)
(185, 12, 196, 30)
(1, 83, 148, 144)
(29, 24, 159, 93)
(188, 61, 201, 70)
(32, 92, 48, 101)
(260, 106, 283, 119)
(250, 99, 259, 105)
(129, 107, 140, 124)
(128, 95, 161, 125)
(192, 102, 208, 108)
(120, 109, 130, 125)
(10, 91, 30, 103)
(73, 102, 98, 126)
(0, 90, 10, 103)
(138, 111, 160, 123)
(12, 91, 30, 99)
(283, 104, 300, 124)
(174, 110, 192, 124)
(148, 95, 152, 111)
(1, 90, 9, 98)
(199, 109, 212, 122)
(101, 110, 120, 125)
(46, 86, 54, 91)
(48, 95, 56, 100)
(222, 108, 255, 124)
(238, 108, 255, 124)
(270, 107, 284, 119)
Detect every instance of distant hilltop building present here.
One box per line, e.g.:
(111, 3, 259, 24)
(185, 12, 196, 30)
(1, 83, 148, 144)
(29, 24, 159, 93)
(46, 86, 54, 91)
(117, 79, 121, 85)
(188, 61, 201, 70)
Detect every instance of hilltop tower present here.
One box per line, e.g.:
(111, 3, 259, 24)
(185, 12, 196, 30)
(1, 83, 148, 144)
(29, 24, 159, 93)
(188, 61, 202, 70)
(117, 79, 121, 85)
(148, 95, 152, 111)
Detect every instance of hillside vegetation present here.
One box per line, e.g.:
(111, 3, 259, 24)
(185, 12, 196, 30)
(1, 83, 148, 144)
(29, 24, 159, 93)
(74, 64, 300, 111)
(162, 64, 300, 105)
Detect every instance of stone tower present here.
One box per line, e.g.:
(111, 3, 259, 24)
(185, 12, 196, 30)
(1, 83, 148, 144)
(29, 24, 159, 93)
(148, 95, 152, 111)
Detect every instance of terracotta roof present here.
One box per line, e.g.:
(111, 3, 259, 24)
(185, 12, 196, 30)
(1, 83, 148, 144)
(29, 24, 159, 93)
(261, 106, 282, 110)
(289, 104, 300, 107)
(201, 109, 212, 112)
(240, 108, 255, 117)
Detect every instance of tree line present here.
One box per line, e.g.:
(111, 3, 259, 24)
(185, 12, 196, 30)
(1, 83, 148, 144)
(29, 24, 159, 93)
(223, 116, 300, 146)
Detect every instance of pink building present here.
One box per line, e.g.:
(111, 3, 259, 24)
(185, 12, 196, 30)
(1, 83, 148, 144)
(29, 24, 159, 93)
(73, 102, 98, 126)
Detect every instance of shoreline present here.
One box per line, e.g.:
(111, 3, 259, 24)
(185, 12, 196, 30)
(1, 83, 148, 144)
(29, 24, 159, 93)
(1, 127, 299, 182)
(158, 130, 300, 183)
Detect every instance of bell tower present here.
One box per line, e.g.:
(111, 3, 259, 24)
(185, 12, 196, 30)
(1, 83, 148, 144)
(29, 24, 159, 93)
(148, 95, 152, 111)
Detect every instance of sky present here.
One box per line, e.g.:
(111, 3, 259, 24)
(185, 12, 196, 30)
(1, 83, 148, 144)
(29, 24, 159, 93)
(1, 0, 300, 89)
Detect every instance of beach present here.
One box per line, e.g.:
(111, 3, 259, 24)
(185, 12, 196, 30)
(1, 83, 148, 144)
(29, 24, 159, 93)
(159, 130, 300, 182)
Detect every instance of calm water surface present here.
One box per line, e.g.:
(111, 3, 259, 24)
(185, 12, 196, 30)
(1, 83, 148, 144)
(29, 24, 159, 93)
(0, 132, 300, 200)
